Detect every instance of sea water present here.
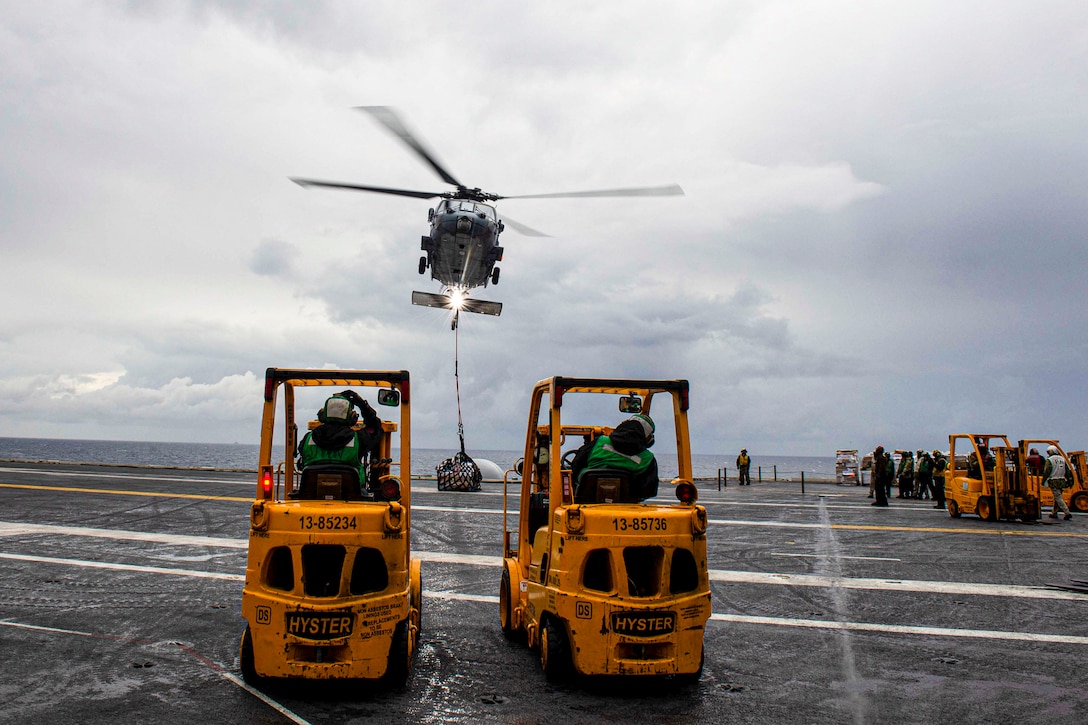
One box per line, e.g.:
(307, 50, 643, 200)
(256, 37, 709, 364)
(0, 437, 837, 480)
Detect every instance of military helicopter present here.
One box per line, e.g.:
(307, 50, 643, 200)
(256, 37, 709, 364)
(291, 107, 683, 326)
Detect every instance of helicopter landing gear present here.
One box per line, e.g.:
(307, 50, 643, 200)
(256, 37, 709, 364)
(491, 267, 500, 285)
(418, 256, 428, 275)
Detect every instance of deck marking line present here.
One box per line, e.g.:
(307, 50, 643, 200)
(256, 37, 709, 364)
(707, 569, 1082, 600)
(0, 482, 250, 502)
(5, 483, 1085, 539)
(0, 552, 246, 581)
(3, 543, 1084, 601)
(709, 517, 1088, 538)
(771, 552, 902, 562)
(709, 613, 1088, 646)
(0, 618, 311, 725)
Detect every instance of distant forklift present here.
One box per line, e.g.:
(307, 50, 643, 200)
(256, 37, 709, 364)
(1066, 450, 1088, 512)
(1021, 439, 1086, 513)
(944, 433, 1041, 522)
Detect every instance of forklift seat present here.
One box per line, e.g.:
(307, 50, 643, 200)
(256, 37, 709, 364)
(295, 463, 364, 501)
(576, 468, 635, 504)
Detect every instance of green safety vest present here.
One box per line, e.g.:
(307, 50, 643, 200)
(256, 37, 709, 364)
(300, 431, 366, 484)
(584, 435, 653, 477)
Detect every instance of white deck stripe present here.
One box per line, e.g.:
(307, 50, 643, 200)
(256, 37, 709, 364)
(771, 552, 901, 562)
(707, 570, 1082, 600)
(3, 555, 1085, 646)
(0, 618, 312, 724)
(709, 613, 1088, 646)
(219, 672, 314, 725)
(0, 521, 249, 548)
(0, 553, 246, 581)
(1, 521, 1082, 601)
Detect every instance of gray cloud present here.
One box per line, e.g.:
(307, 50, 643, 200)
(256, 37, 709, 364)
(1, 1, 1086, 456)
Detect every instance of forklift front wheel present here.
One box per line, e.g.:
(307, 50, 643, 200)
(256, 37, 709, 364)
(1071, 492, 1088, 513)
(977, 496, 996, 522)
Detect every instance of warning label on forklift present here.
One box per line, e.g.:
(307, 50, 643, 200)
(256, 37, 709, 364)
(610, 611, 676, 637)
(285, 611, 354, 639)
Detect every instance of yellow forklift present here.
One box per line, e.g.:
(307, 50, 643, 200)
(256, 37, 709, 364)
(1022, 439, 1088, 513)
(945, 433, 1041, 522)
(1066, 450, 1088, 512)
(499, 377, 711, 682)
(240, 368, 421, 686)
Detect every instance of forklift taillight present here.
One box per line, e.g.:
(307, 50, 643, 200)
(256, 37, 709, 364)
(380, 477, 402, 502)
(260, 466, 274, 500)
(675, 481, 698, 504)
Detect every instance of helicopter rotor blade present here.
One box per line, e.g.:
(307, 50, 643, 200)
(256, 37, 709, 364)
(290, 177, 443, 200)
(355, 106, 463, 189)
(498, 213, 551, 238)
(495, 184, 684, 200)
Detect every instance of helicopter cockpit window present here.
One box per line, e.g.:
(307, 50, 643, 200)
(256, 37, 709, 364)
(449, 200, 496, 218)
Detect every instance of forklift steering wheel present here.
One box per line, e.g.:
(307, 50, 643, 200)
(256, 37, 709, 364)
(561, 449, 579, 471)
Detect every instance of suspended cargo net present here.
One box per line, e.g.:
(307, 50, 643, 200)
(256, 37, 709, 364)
(436, 450, 482, 491)
(436, 315, 482, 491)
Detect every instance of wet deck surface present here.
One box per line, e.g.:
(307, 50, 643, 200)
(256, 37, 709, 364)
(2, 461, 1086, 723)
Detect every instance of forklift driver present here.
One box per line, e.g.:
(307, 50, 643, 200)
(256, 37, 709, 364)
(297, 391, 383, 486)
(966, 442, 996, 480)
(571, 414, 659, 502)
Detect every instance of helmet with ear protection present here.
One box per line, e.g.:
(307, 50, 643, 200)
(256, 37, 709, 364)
(317, 395, 359, 425)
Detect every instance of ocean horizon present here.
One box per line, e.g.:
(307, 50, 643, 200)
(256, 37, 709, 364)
(0, 436, 840, 481)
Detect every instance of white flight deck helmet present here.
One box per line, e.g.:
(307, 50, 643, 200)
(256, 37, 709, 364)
(318, 395, 357, 425)
(628, 413, 655, 447)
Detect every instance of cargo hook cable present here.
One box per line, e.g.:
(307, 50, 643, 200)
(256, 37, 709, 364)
(455, 318, 466, 456)
(436, 316, 482, 491)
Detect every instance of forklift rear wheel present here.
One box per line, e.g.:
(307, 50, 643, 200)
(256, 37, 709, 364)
(675, 648, 705, 685)
(947, 500, 961, 518)
(410, 559, 423, 635)
(977, 496, 996, 522)
(1071, 492, 1088, 513)
(540, 617, 573, 683)
(499, 566, 519, 640)
(383, 619, 414, 688)
(239, 626, 262, 686)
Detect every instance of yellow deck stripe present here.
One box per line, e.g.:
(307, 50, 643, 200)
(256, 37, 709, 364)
(4, 482, 1086, 539)
(0, 482, 252, 503)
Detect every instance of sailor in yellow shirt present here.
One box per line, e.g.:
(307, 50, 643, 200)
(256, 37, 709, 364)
(736, 449, 751, 485)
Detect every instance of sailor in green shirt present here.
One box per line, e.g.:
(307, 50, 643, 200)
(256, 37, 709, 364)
(571, 414, 659, 502)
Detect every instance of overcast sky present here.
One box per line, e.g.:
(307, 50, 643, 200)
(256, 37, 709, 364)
(2, 1, 1086, 457)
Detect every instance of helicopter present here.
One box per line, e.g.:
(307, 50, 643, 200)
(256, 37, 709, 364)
(291, 107, 683, 325)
